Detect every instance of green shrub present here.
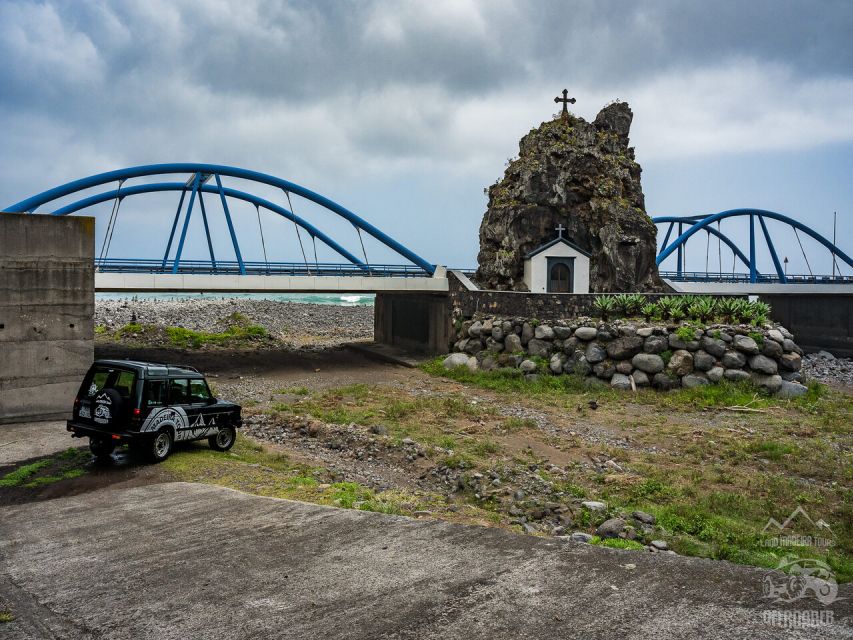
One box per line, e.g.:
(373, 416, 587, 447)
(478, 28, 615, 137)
(675, 326, 697, 343)
(688, 296, 717, 322)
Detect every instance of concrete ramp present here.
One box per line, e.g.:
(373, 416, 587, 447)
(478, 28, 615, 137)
(1, 482, 850, 639)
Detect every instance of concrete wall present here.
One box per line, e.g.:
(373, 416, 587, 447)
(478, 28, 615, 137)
(759, 293, 853, 357)
(0, 214, 95, 424)
(374, 293, 452, 355)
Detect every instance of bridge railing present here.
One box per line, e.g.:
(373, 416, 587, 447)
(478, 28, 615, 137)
(95, 258, 430, 278)
(660, 271, 853, 284)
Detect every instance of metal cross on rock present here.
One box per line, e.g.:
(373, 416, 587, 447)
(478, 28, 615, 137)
(555, 223, 566, 238)
(554, 89, 576, 119)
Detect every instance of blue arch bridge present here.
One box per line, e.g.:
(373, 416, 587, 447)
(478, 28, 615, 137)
(3, 162, 852, 295)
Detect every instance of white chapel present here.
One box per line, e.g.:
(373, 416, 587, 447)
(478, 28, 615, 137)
(523, 224, 591, 294)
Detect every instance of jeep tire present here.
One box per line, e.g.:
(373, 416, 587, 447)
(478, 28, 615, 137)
(148, 428, 174, 463)
(208, 426, 236, 452)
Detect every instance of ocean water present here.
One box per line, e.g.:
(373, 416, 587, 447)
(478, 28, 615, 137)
(95, 292, 375, 306)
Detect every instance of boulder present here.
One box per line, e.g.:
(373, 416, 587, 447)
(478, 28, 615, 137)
(780, 371, 803, 383)
(610, 373, 632, 390)
(643, 335, 668, 354)
(585, 342, 607, 364)
(581, 501, 607, 511)
(778, 353, 802, 371)
(464, 339, 484, 355)
(443, 353, 471, 370)
(521, 322, 535, 346)
(700, 336, 727, 358)
(593, 361, 616, 380)
(761, 340, 783, 358)
(748, 354, 778, 375)
(534, 324, 555, 340)
(667, 350, 694, 376)
(491, 326, 504, 341)
(549, 354, 564, 375)
(668, 334, 699, 351)
(783, 338, 803, 355)
(606, 336, 644, 360)
(485, 338, 504, 353)
(564, 352, 591, 376)
(751, 373, 782, 393)
(767, 329, 784, 343)
(631, 370, 650, 387)
(519, 359, 538, 374)
(724, 368, 751, 382)
(467, 321, 483, 338)
(595, 517, 626, 539)
(527, 338, 551, 358)
(553, 326, 572, 340)
(631, 353, 665, 374)
(637, 327, 654, 338)
(615, 361, 633, 375)
(776, 380, 808, 398)
(682, 373, 710, 388)
(574, 326, 598, 341)
(707, 366, 725, 382)
(693, 350, 715, 371)
(504, 333, 523, 354)
(732, 334, 760, 354)
(653, 373, 680, 390)
(721, 350, 746, 369)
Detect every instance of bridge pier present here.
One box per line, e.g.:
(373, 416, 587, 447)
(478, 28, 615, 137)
(374, 293, 451, 355)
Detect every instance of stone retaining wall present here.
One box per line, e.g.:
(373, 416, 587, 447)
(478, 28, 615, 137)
(445, 316, 808, 397)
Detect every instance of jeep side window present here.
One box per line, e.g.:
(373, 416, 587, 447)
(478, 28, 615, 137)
(145, 380, 167, 408)
(169, 379, 190, 404)
(114, 371, 136, 398)
(189, 379, 212, 404)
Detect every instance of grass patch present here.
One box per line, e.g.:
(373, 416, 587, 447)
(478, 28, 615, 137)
(0, 460, 52, 487)
(0, 610, 13, 623)
(746, 440, 797, 461)
(165, 324, 268, 349)
(0, 447, 90, 489)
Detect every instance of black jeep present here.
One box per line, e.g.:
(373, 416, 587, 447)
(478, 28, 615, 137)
(67, 360, 242, 462)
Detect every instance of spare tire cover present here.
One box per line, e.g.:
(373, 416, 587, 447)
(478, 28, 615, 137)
(93, 387, 124, 427)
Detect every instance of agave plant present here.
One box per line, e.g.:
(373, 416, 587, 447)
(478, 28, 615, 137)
(626, 293, 646, 316)
(716, 297, 740, 323)
(613, 293, 632, 317)
(750, 301, 772, 326)
(670, 307, 685, 322)
(593, 295, 616, 320)
(657, 296, 677, 320)
(641, 303, 658, 321)
(688, 296, 717, 322)
(732, 298, 753, 324)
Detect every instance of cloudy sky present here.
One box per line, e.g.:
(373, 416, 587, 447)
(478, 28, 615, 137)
(1, 0, 852, 275)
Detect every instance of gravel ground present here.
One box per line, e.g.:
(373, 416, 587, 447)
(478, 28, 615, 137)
(801, 351, 853, 387)
(96, 298, 374, 349)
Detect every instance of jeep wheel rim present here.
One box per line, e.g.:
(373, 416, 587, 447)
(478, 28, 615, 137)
(154, 432, 171, 458)
(216, 429, 233, 448)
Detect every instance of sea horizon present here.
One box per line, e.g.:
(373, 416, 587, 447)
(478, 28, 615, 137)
(95, 292, 375, 306)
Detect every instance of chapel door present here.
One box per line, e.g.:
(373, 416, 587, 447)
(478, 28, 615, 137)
(548, 261, 573, 293)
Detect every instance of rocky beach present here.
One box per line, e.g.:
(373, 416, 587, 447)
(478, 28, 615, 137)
(95, 297, 374, 349)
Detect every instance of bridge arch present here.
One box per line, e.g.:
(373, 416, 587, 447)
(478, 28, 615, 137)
(653, 209, 853, 283)
(4, 163, 435, 275)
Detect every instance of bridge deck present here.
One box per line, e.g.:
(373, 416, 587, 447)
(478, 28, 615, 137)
(95, 271, 449, 293)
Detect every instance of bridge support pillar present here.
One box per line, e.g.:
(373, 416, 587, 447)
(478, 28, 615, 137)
(0, 213, 95, 424)
(374, 293, 451, 355)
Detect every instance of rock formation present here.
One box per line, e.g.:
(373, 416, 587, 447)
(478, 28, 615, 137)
(475, 102, 665, 292)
